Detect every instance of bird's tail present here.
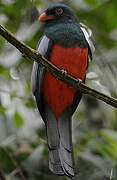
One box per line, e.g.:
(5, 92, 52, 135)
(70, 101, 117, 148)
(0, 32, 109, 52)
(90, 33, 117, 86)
(45, 105, 75, 177)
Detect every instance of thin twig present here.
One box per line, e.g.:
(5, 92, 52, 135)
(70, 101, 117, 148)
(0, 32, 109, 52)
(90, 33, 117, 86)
(110, 168, 113, 180)
(1, 147, 26, 180)
(0, 25, 117, 108)
(9, 168, 21, 177)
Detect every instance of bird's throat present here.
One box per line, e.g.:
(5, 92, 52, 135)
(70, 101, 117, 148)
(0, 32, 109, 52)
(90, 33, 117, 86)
(44, 22, 87, 48)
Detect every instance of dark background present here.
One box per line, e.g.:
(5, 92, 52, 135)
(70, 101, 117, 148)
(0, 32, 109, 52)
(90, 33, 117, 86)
(0, 0, 117, 179)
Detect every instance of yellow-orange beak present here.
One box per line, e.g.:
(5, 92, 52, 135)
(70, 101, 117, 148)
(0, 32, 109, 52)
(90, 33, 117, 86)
(38, 12, 54, 22)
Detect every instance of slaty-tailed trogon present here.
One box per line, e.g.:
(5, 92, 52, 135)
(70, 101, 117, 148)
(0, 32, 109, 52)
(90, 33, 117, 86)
(31, 4, 92, 178)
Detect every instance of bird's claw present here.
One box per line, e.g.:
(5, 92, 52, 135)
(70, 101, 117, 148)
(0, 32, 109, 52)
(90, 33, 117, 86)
(77, 78, 82, 85)
(61, 69, 67, 76)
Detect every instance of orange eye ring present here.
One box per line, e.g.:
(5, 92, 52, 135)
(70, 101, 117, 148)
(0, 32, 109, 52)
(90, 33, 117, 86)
(55, 8, 63, 15)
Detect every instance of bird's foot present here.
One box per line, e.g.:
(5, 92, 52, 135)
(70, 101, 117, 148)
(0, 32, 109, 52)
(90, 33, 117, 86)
(61, 69, 67, 76)
(77, 78, 82, 85)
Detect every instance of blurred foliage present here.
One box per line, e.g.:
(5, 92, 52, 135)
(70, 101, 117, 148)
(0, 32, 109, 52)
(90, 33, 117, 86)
(0, 0, 117, 180)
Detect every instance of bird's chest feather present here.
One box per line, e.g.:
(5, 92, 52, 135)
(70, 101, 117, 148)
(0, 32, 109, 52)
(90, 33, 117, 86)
(42, 45, 88, 119)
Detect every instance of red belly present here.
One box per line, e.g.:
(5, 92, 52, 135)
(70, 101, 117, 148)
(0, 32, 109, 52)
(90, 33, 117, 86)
(42, 45, 88, 119)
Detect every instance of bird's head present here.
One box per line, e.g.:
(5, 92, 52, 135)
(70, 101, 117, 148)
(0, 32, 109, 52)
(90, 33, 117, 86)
(38, 4, 76, 24)
(38, 4, 86, 47)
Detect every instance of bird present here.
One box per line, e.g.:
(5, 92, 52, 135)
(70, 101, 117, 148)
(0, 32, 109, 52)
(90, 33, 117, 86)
(31, 3, 93, 178)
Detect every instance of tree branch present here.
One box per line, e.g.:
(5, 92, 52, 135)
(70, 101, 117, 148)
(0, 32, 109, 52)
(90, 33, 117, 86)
(0, 25, 117, 108)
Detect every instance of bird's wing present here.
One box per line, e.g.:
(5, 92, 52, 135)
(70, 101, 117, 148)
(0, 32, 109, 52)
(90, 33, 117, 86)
(80, 22, 95, 61)
(31, 35, 53, 119)
(71, 23, 93, 114)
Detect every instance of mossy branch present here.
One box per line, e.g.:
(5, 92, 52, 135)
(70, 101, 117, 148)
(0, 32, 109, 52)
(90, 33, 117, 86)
(0, 25, 117, 108)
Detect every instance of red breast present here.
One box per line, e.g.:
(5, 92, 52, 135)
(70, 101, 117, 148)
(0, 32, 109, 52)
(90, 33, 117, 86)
(42, 45, 88, 119)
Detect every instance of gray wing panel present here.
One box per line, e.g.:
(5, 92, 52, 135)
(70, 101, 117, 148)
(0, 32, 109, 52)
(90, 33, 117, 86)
(31, 35, 51, 95)
(31, 61, 39, 94)
(80, 23, 95, 60)
(37, 35, 50, 55)
(31, 35, 53, 119)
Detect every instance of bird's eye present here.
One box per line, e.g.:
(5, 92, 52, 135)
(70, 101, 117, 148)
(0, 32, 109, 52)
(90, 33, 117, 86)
(55, 8, 63, 15)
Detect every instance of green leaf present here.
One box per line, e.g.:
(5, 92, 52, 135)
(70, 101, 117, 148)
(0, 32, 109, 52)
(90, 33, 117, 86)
(0, 148, 15, 173)
(13, 111, 24, 128)
(0, 106, 6, 115)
